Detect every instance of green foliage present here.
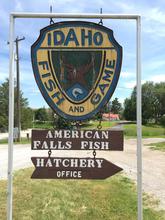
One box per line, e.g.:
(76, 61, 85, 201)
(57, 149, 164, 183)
(154, 82, 165, 122)
(34, 108, 54, 127)
(0, 170, 164, 220)
(160, 115, 165, 127)
(21, 107, 33, 130)
(123, 98, 136, 121)
(0, 115, 8, 132)
(123, 81, 165, 125)
(103, 101, 111, 113)
(0, 79, 9, 132)
(0, 79, 33, 132)
(53, 115, 73, 129)
(33, 121, 53, 129)
(111, 97, 122, 114)
(35, 107, 48, 122)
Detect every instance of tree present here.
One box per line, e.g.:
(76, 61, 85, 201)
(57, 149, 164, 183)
(53, 115, 73, 129)
(154, 82, 165, 123)
(0, 80, 9, 131)
(21, 107, 33, 129)
(103, 101, 112, 113)
(123, 97, 136, 121)
(35, 107, 48, 122)
(0, 79, 33, 132)
(111, 98, 122, 114)
(123, 81, 165, 124)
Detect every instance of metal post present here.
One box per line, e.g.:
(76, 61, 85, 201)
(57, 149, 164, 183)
(7, 14, 15, 220)
(15, 36, 25, 142)
(10, 12, 139, 19)
(136, 16, 142, 220)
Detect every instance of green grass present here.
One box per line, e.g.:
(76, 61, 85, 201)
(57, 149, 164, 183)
(0, 168, 164, 220)
(124, 124, 165, 138)
(0, 137, 30, 145)
(33, 121, 53, 129)
(33, 120, 116, 130)
(0, 121, 116, 145)
(82, 120, 117, 129)
(146, 142, 165, 152)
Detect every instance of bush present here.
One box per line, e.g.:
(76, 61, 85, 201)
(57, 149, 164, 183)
(160, 115, 165, 127)
(53, 115, 73, 129)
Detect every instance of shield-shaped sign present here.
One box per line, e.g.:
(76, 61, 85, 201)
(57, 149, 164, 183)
(31, 21, 122, 120)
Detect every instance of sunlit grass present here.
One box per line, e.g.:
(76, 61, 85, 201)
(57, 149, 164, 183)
(0, 169, 164, 220)
(146, 141, 165, 151)
(124, 124, 165, 138)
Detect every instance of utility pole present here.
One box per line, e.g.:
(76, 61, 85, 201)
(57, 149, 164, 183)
(15, 36, 25, 142)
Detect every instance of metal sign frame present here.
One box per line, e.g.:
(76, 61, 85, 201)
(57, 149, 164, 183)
(8, 12, 142, 220)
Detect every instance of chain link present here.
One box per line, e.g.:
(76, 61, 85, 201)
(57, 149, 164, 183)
(50, 17, 54, 25)
(97, 119, 102, 130)
(50, 5, 55, 25)
(93, 110, 103, 159)
(48, 149, 52, 157)
(93, 149, 96, 159)
(99, 8, 103, 25)
(99, 19, 103, 25)
(76, 121, 80, 130)
(97, 110, 103, 130)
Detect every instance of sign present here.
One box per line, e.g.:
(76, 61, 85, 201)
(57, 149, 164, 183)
(31, 157, 123, 179)
(31, 129, 123, 151)
(31, 21, 122, 121)
(13, 127, 19, 140)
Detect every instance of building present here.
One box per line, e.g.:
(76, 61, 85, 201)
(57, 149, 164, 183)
(102, 113, 120, 121)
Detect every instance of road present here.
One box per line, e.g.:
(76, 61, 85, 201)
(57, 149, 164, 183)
(0, 138, 165, 210)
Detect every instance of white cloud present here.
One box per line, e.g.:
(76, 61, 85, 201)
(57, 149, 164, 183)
(113, 1, 134, 13)
(123, 81, 136, 89)
(0, 0, 165, 108)
(117, 97, 125, 105)
(144, 8, 165, 25)
(15, 0, 23, 11)
(142, 7, 165, 37)
(143, 59, 165, 72)
(149, 74, 165, 83)
(0, 72, 8, 81)
(121, 71, 134, 78)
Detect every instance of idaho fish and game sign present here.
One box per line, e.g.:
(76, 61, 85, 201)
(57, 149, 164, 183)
(31, 21, 123, 179)
(31, 21, 122, 120)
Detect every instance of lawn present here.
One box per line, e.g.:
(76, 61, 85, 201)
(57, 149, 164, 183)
(82, 120, 117, 129)
(0, 137, 30, 145)
(124, 124, 165, 138)
(1, 122, 164, 145)
(146, 141, 165, 152)
(0, 169, 164, 220)
(0, 121, 116, 145)
(33, 121, 53, 129)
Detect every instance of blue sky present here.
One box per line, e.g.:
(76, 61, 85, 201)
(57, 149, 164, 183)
(0, 0, 165, 108)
